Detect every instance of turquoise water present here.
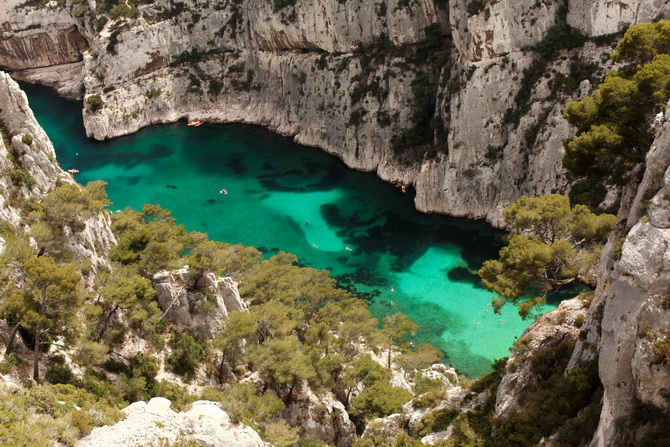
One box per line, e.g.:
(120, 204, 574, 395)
(22, 82, 559, 378)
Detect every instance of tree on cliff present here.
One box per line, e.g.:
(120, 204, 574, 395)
(30, 181, 110, 259)
(479, 194, 616, 318)
(563, 20, 670, 185)
(21, 256, 82, 379)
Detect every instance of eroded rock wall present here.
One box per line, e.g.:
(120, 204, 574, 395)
(568, 0, 670, 36)
(0, 71, 115, 273)
(567, 104, 670, 447)
(2, 0, 664, 226)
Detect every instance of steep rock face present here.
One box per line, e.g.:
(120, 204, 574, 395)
(0, 0, 89, 70)
(2, 0, 670, 226)
(0, 71, 115, 272)
(78, 397, 269, 447)
(153, 267, 247, 338)
(576, 105, 670, 447)
(568, 0, 670, 36)
(449, 0, 560, 62)
(245, 0, 445, 53)
(78, 0, 575, 228)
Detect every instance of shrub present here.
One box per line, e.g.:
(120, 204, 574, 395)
(166, 333, 208, 380)
(145, 88, 162, 99)
(412, 388, 446, 409)
(9, 168, 36, 188)
(414, 408, 459, 436)
(86, 95, 104, 113)
(0, 354, 16, 374)
(349, 382, 413, 422)
(21, 134, 33, 146)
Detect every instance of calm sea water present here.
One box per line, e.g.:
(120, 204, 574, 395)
(22, 82, 560, 378)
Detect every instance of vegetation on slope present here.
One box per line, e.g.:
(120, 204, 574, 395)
(564, 20, 670, 186)
(0, 180, 443, 445)
(478, 194, 615, 317)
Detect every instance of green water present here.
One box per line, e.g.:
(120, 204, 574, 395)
(22, 82, 559, 378)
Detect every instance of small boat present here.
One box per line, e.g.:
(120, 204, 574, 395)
(187, 121, 204, 127)
(67, 169, 79, 173)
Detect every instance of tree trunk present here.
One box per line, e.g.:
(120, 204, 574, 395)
(96, 305, 119, 342)
(5, 322, 21, 355)
(32, 329, 41, 380)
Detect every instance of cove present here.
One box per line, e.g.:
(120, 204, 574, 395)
(22, 82, 560, 378)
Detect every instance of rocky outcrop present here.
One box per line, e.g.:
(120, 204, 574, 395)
(495, 297, 588, 418)
(77, 397, 269, 447)
(0, 0, 89, 97)
(246, 0, 446, 53)
(449, 0, 560, 62)
(361, 365, 472, 444)
(11, 62, 85, 98)
(282, 388, 357, 447)
(153, 267, 247, 338)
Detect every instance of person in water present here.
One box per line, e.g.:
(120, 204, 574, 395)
(219, 189, 227, 194)
(305, 220, 309, 225)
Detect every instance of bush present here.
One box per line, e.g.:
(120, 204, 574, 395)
(349, 382, 413, 422)
(414, 408, 460, 436)
(412, 388, 446, 409)
(9, 168, 36, 188)
(0, 354, 16, 374)
(145, 88, 162, 99)
(166, 333, 208, 380)
(21, 134, 33, 146)
(86, 95, 104, 113)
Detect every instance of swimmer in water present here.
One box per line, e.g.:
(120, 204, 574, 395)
(306, 220, 309, 225)
(345, 246, 353, 251)
(391, 287, 395, 292)
(476, 321, 480, 324)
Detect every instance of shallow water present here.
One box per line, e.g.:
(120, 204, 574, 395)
(23, 82, 560, 378)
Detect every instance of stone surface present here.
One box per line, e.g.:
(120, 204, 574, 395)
(282, 387, 357, 447)
(0, 0, 90, 70)
(495, 297, 588, 418)
(153, 267, 248, 338)
(77, 398, 268, 447)
(567, 0, 670, 36)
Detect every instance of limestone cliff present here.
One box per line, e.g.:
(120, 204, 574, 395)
(3, 0, 657, 227)
(565, 103, 670, 447)
(0, 71, 115, 272)
(0, 0, 90, 96)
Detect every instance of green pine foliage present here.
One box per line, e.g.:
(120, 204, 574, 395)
(479, 194, 615, 317)
(0, 177, 443, 445)
(564, 20, 670, 185)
